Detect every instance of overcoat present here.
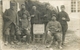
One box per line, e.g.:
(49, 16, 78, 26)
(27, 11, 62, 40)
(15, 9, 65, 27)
(3, 9, 18, 32)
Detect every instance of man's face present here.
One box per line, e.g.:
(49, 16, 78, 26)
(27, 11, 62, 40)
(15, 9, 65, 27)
(52, 16, 56, 21)
(32, 6, 36, 10)
(23, 14, 27, 18)
(46, 5, 50, 9)
(11, 6, 16, 10)
(21, 5, 25, 9)
(61, 7, 65, 11)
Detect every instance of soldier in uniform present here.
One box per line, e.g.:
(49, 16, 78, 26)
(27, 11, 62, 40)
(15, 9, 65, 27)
(18, 4, 31, 43)
(3, 3, 18, 45)
(30, 6, 40, 40)
(57, 5, 70, 45)
(46, 15, 62, 49)
(30, 6, 40, 24)
(18, 4, 30, 26)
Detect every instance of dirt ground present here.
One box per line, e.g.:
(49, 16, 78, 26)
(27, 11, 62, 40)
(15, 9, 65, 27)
(1, 30, 80, 50)
(1, 26, 80, 49)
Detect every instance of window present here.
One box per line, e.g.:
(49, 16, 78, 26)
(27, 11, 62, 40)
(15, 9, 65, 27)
(71, 0, 80, 12)
(71, 0, 76, 12)
(77, 1, 80, 12)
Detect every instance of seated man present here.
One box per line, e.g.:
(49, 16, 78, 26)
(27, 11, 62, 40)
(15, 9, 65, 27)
(46, 15, 62, 49)
(20, 13, 31, 44)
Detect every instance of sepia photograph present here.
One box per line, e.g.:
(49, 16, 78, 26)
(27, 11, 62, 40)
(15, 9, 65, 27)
(0, 0, 80, 50)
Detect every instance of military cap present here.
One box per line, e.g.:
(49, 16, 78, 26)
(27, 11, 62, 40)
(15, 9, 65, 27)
(52, 14, 56, 17)
(61, 5, 65, 8)
(10, 1, 16, 6)
(21, 3, 25, 6)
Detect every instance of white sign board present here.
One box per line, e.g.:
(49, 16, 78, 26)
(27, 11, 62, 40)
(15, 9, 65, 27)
(33, 24, 45, 34)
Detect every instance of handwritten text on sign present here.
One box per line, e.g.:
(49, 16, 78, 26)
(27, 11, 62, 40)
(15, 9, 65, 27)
(33, 24, 45, 34)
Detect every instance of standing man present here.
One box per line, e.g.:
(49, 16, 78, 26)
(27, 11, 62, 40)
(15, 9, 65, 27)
(57, 5, 70, 45)
(3, 3, 18, 44)
(18, 4, 30, 25)
(30, 6, 40, 40)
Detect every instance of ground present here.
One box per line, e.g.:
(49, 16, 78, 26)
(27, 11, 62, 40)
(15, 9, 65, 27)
(1, 30, 80, 50)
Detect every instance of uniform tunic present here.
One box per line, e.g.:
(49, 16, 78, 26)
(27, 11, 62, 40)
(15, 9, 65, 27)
(3, 8, 18, 43)
(30, 9, 40, 24)
(3, 8, 18, 33)
(58, 11, 70, 33)
(46, 21, 62, 34)
(46, 21, 62, 42)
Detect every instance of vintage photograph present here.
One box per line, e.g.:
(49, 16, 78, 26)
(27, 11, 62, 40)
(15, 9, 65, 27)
(0, 0, 80, 50)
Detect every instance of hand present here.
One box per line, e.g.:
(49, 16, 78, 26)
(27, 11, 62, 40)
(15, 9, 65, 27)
(56, 29, 60, 32)
(31, 15, 35, 17)
(44, 15, 47, 17)
(19, 19, 21, 21)
(25, 28, 28, 30)
(62, 17, 66, 20)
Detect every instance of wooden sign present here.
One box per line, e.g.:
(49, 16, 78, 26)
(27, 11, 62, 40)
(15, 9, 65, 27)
(33, 24, 45, 34)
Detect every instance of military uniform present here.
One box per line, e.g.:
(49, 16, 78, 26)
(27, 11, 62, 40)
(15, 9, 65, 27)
(58, 11, 70, 45)
(3, 8, 18, 43)
(18, 9, 30, 28)
(18, 9, 31, 43)
(46, 20, 62, 46)
(30, 9, 40, 24)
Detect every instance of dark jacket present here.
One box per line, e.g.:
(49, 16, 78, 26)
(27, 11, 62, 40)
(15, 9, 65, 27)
(57, 11, 70, 25)
(18, 9, 30, 19)
(3, 8, 18, 32)
(30, 9, 40, 24)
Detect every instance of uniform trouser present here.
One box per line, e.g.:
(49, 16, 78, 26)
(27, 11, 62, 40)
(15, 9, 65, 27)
(52, 33, 62, 45)
(4, 28, 10, 43)
(9, 23, 16, 43)
(61, 24, 68, 45)
(4, 23, 16, 44)
(21, 29, 31, 43)
(16, 35, 21, 42)
(48, 32, 62, 46)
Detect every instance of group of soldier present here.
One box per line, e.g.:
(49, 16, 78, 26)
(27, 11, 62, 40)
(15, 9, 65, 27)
(3, 0, 70, 49)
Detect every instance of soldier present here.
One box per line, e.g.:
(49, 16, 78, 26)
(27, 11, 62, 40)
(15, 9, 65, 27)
(25, 0, 33, 12)
(18, 4, 30, 26)
(30, 6, 40, 40)
(18, 4, 31, 43)
(57, 5, 70, 45)
(46, 15, 62, 49)
(3, 3, 18, 45)
(21, 14, 31, 44)
(30, 6, 40, 24)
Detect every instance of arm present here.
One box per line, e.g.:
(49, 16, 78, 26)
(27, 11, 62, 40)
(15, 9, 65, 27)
(65, 13, 70, 21)
(57, 13, 60, 21)
(27, 11, 31, 21)
(46, 22, 50, 32)
(28, 21, 31, 30)
(18, 11, 22, 20)
(57, 22, 62, 32)
(3, 9, 10, 19)
(26, 10, 30, 17)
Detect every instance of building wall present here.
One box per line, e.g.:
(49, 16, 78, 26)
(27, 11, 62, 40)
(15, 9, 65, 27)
(2, 0, 10, 12)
